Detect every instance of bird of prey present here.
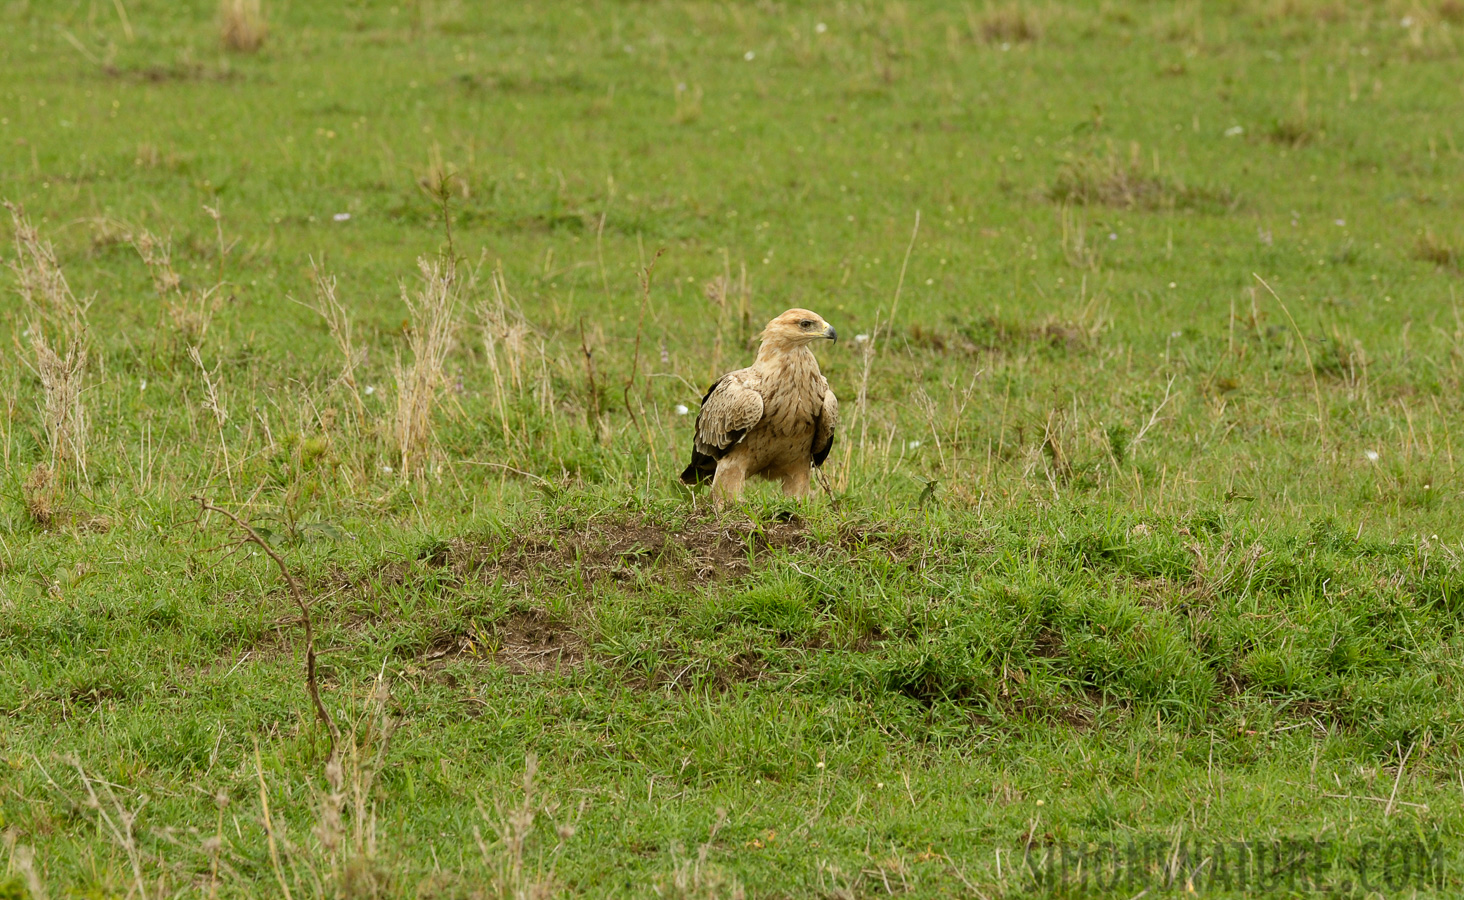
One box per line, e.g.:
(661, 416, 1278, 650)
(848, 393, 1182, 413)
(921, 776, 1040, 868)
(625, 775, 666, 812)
(680, 308, 839, 505)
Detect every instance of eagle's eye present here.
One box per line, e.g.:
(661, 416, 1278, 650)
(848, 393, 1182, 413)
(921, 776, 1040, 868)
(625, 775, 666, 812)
(799, 319, 814, 329)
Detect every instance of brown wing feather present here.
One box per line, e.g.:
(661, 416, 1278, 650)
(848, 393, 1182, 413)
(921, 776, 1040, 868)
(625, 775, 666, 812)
(680, 370, 765, 485)
(811, 381, 838, 467)
(694, 370, 764, 456)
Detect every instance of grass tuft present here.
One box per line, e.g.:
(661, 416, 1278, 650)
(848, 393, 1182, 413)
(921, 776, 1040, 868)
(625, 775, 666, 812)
(7, 202, 90, 479)
(972, 3, 1043, 43)
(1047, 143, 1234, 211)
(393, 256, 462, 477)
(1414, 230, 1458, 269)
(219, 0, 268, 53)
(21, 462, 58, 526)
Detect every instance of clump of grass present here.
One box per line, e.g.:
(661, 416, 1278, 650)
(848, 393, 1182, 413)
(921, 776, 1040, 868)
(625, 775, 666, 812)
(6, 202, 90, 482)
(1267, 104, 1323, 147)
(673, 80, 704, 124)
(1047, 143, 1234, 211)
(1442, 0, 1464, 24)
(971, 3, 1042, 43)
(22, 462, 59, 526)
(393, 257, 462, 477)
(1414, 230, 1458, 269)
(133, 229, 222, 349)
(219, 0, 267, 53)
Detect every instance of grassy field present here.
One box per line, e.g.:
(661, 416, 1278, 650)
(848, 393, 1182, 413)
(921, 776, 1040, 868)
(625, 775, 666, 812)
(3, 0, 1464, 895)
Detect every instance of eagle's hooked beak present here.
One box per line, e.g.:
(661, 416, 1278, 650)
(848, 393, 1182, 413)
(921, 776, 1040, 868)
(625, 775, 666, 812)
(824, 323, 838, 343)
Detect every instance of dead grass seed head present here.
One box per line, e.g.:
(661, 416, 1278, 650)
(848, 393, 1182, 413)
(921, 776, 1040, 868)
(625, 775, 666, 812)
(7, 202, 91, 473)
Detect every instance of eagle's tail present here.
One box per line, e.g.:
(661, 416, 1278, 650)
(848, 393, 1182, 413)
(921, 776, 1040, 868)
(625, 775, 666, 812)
(680, 451, 717, 485)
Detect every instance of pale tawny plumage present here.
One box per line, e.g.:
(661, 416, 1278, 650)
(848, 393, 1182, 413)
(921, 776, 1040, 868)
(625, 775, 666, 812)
(680, 309, 839, 505)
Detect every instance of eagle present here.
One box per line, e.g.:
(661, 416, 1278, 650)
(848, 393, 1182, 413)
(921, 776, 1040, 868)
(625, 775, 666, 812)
(680, 308, 839, 505)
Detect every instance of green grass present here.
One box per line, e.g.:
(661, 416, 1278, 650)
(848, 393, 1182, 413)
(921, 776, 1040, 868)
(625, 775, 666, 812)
(3, 0, 1464, 896)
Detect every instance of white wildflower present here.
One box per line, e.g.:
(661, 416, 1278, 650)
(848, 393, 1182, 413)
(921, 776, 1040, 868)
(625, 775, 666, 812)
(1364, 450, 1379, 462)
(744, 50, 756, 60)
(854, 333, 870, 344)
(364, 385, 376, 395)
(815, 22, 827, 33)
(675, 404, 689, 416)
(333, 212, 351, 222)
(1225, 125, 1244, 137)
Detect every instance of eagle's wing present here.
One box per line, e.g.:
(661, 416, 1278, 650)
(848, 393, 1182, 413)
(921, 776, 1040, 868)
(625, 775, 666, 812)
(694, 371, 765, 457)
(680, 370, 765, 484)
(811, 380, 838, 467)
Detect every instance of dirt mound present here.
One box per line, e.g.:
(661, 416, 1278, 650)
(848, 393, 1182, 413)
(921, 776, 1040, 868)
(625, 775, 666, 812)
(445, 516, 818, 587)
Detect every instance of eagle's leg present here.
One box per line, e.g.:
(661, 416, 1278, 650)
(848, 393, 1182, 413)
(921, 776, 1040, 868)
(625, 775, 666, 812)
(779, 465, 812, 498)
(711, 460, 747, 507)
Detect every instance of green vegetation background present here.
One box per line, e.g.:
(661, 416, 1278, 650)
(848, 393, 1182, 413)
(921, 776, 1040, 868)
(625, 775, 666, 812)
(2, 0, 1463, 896)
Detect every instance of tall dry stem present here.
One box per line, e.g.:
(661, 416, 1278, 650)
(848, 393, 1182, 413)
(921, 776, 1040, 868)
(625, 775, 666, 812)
(6, 201, 90, 478)
(477, 265, 530, 447)
(849, 211, 920, 472)
(393, 256, 460, 477)
(300, 259, 366, 417)
(474, 754, 572, 900)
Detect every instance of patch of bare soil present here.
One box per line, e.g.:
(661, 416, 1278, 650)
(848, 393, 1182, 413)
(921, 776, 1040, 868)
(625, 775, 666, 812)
(444, 516, 821, 587)
(422, 609, 583, 674)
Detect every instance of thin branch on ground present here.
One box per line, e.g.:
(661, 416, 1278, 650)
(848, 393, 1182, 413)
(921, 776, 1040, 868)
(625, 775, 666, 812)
(194, 496, 339, 758)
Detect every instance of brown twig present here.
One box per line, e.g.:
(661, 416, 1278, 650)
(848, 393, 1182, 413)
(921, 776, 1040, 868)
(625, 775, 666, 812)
(578, 317, 602, 436)
(194, 496, 338, 758)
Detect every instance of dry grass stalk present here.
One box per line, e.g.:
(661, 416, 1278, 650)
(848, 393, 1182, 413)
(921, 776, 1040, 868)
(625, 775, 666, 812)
(848, 212, 921, 474)
(188, 346, 235, 493)
(64, 757, 150, 900)
(474, 754, 574, 900)
(1059, 204, 1101, 271)
(477, 265, 531, 447)
(6, 202, 90, 478)
(9, 842, 46, 900)
(703, 272, 729, 377)
(393, 257, 460, 477)
(315, 672, 394, 896)
(133, 229, 222, 347)
(302, 259, 367, 416)
(656, 808, 742, 900)
(22, 462, 59, 526)
(219, 0, 267, 53)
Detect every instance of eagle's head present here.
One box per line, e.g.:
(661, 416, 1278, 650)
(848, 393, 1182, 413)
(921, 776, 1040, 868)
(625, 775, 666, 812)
(760, 308, 838, 347)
